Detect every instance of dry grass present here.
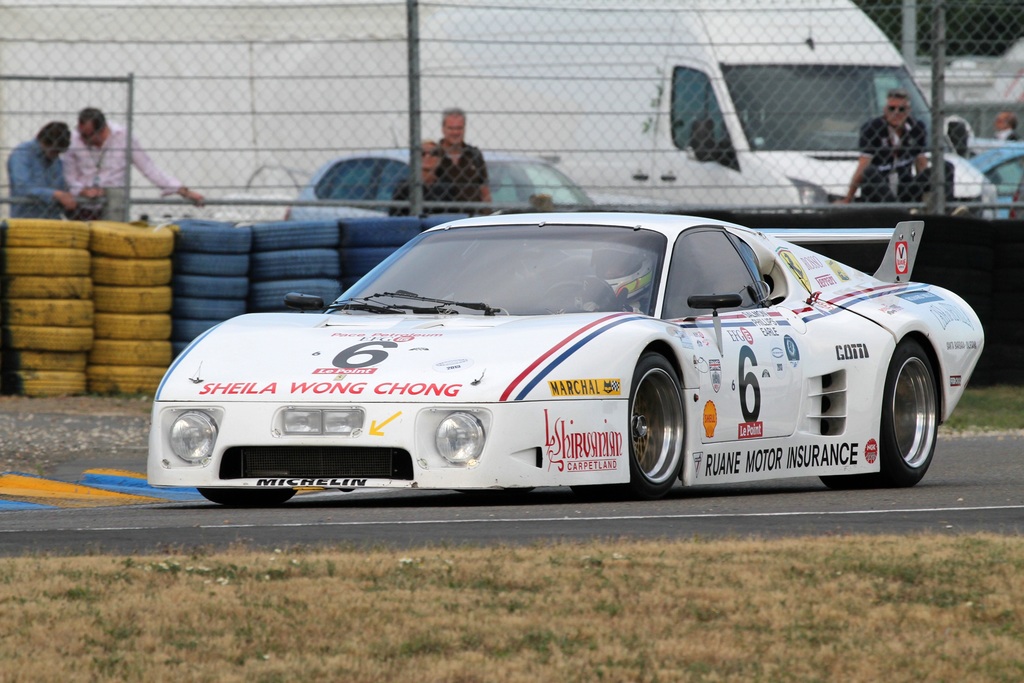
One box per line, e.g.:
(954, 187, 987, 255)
(1, 534, 1022, 682)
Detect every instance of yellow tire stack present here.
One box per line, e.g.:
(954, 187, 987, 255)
(0, 219, 94, 396)
(87, 222, 174, 395)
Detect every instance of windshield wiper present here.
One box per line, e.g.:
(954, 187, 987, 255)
(379, 290, 501, 316)
(325, 297, 412, 314)
(326, 291, 501, 316)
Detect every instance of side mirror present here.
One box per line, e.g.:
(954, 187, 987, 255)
(284, 292, 325, 311)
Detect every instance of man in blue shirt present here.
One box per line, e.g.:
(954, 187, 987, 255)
(7, 121, 78, 219)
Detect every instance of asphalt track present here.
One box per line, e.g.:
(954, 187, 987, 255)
(0, 434, 1021, 555)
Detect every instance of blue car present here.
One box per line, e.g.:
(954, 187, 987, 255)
(968, 142, 1024, 218)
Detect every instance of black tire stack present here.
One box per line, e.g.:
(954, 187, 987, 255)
(86, 222, 175, 395)
(247, 220, 341, 311)
(0, 219, 94, 396)
(170, 219, 253, 356)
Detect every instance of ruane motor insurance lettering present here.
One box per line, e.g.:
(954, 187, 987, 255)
(288, 381, 462, 396)
(787, 442, 859, 469)
(256, 478, 368, 487)
(704, 448, 783, 476)
(199, 382, 277, 395)
(544, 409, 622, 472)
(548, 378, 622, 397)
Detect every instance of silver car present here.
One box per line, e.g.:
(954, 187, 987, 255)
(286, 149, 593, 221)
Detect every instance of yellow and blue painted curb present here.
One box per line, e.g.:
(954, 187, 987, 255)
(0, 469, 205, 510)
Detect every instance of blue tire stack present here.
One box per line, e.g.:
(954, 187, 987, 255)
(171, 220, 253, 356)
(247, 220, 342, 312)
(338, 216, 430, 290)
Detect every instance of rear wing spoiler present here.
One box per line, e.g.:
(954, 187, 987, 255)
(759, 221, 924, 283)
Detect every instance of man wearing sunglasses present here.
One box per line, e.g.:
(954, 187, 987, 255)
(838, 88, 950, 206)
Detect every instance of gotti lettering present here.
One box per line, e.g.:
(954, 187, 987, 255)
(835, 343, 869, 360)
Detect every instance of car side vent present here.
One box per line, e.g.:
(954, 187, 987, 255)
(806, 371, 847, 436)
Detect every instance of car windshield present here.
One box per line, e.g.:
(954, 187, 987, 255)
(721, 64, 929, 152)
(339, 223, 666, 316)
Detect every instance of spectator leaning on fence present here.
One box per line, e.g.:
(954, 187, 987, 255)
(6, 121, 78, 219)
(436, 107, 491, 209)
(63, 107, 205, 221)
(994, 111, 1019, 142)
(838, 88, 952, 205)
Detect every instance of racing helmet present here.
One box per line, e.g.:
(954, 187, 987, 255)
(592, 248, 655, 307)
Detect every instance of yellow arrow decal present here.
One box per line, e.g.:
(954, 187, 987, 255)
(369, 411, 402, 436)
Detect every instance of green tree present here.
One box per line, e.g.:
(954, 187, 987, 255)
(855, 0, 1024, 58)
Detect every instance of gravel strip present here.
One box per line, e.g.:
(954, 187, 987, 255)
(0, 396, 151, 476)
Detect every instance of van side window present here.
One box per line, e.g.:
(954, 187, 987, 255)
(662, 228, 760, 319)
(671, 67, 739, 171)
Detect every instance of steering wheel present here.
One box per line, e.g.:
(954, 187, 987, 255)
(542, 277, 621, 312)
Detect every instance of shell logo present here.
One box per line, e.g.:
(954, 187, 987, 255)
(703, 400, 718, 438)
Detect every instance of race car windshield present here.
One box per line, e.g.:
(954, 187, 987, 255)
(339, 224, 667, 316)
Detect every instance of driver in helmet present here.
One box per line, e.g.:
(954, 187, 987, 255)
(592, 247, 655, 313)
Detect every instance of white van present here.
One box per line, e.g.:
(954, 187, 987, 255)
(419, 0, 994, 210)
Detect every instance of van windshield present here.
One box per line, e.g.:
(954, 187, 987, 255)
(720, 65, 929, 152)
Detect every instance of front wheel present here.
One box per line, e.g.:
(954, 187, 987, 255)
(198, 487, 296, 507)
(625, 353, 685, 499)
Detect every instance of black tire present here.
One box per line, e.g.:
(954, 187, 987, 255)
(174, 220, 253, 253)
(822, 338, 939, 490)
(340, 246, 399, 278)
(339, 217, 423, 247)
(626, 353, 685, 499)
(247, 278, 340, 312)
(172, 296, 247, 320)
(173, 250, 250, 276)
(250, 248, 341, 282)
(198, 487, 296, 507)
(173, 274, 249, 299)
(251, 220, 340, 250)
(876, 339, 939, 487)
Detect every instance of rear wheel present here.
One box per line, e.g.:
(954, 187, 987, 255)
(198, 487, 296, 507)
(877, 339, 939, 486)
(819, 338, 938, 490)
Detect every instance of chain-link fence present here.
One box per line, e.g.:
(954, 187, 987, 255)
(1, 0, 1021, 221)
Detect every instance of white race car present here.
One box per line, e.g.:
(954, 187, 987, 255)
(148, 213, 984, 506)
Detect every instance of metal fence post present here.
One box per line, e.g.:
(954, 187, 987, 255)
(928, 0, 946, 215)
(407, 0, 422, 217)
(123, 72, 134, 223)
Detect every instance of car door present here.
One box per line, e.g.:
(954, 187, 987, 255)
(662, 227, 803, 444)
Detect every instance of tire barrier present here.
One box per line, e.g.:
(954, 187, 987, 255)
(247, 220, 341, 312)
(170, 219, 252, 356)
(0, 220, 94, 396)
(338, 216, 424, 289)
(87, 223, 174, 396)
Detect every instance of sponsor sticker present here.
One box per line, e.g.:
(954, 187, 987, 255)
(738, 421, 763, 439)
(703, 401, 717, 438)
(548, 378, 621, 397)
(895, 241, 909, 275)
(864, 438, 878, 464)
(434, 358, 473, 372)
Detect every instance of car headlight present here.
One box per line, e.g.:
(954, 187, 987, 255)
(435, 412, 485, 465)
(169, 411, 218, 463)
(280, 408, 364, 436)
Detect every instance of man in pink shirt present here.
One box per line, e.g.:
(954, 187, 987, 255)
(63, 107, 204, 221)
